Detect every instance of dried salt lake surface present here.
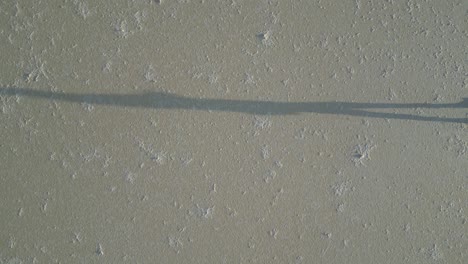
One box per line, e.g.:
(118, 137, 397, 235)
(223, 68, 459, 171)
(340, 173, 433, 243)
(0, 0, 467, 263)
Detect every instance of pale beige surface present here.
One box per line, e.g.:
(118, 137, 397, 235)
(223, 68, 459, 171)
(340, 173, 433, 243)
(0, 0, 467, 263)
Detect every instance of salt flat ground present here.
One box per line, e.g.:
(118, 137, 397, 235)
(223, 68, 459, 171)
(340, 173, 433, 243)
(0, 1, 467, 263)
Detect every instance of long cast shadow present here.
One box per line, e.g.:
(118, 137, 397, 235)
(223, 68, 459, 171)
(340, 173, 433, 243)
(1, 87, 467, 123)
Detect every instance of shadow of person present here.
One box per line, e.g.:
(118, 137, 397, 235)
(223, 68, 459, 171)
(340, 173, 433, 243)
(1, 87, 467, 123)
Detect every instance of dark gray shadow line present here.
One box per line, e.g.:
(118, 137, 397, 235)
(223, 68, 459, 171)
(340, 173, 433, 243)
(1, 87, 467, 123)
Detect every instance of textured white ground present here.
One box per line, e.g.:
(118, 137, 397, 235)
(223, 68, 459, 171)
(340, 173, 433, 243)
(0, 0, 467, 263)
